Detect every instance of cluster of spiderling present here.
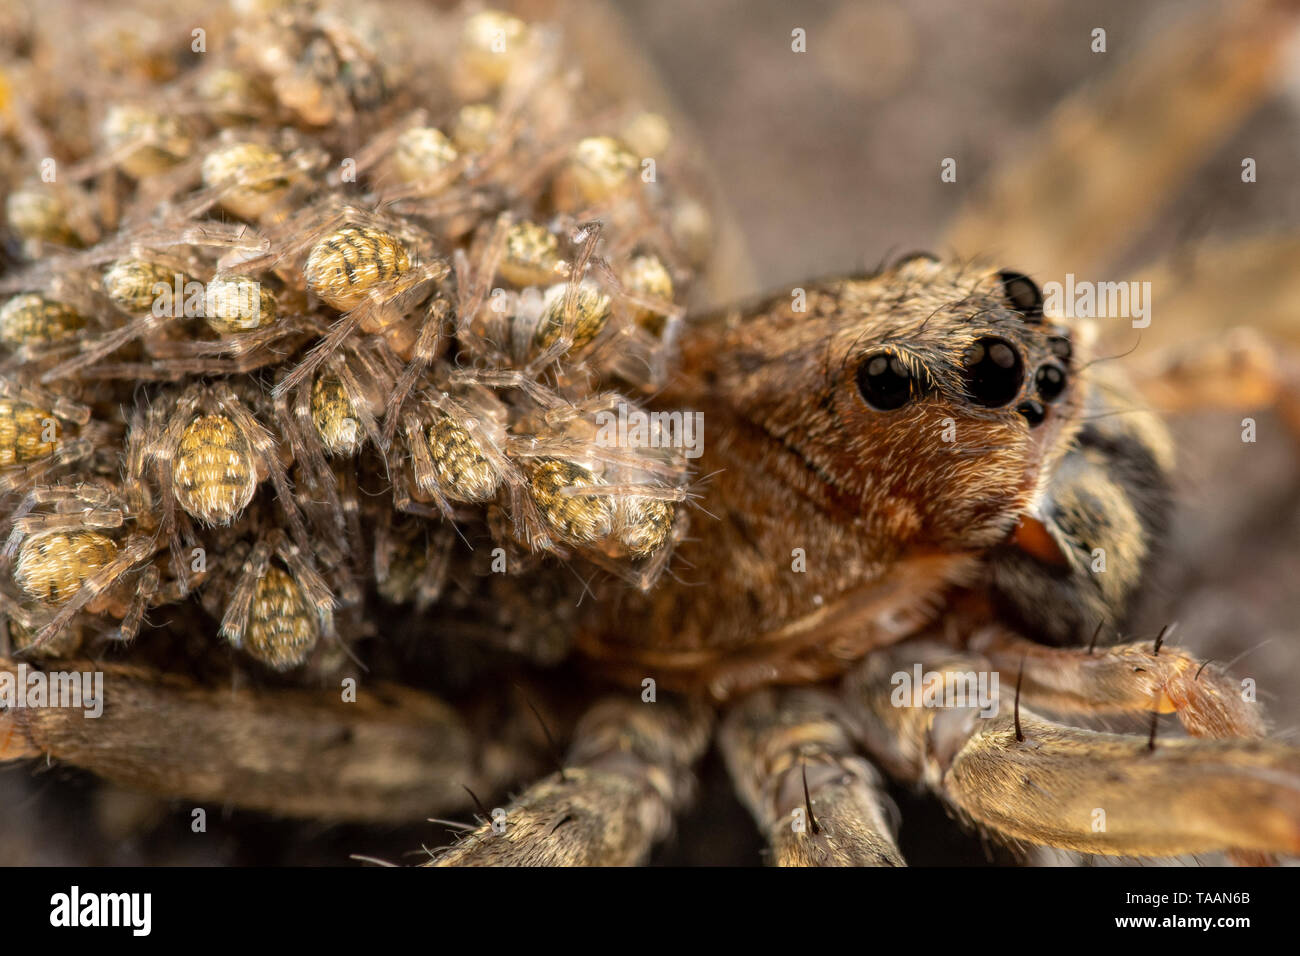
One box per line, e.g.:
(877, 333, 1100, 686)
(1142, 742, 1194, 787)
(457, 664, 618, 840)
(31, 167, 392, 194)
(0, 0, 708, 672)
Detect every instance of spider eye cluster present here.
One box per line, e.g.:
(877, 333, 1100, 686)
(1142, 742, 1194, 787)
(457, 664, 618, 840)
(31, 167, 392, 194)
(854, 336, 1069, 422)
(853, 267, 1077, 417)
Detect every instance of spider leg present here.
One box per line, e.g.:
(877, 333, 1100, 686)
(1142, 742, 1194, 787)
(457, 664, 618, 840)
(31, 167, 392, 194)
(217, 539, 273, 650)
(973, 627, 1282, 867)
(0, 376, 91, 424)
(29, 535, 159, 651)
(0, 589, 48, 632)
(211, 383, 310, 552)
(271, 530, 336, 639)
(843, 642, 1300, 858)
(400, 414, 456, 519)
(446, 366, 564, 408)
(281, 377, 342, 525)
(326, 352, 386, 455)
(381, 295, 452, 449)
(970, 627, 1267, 738)
(140, 326, 316, 378)
(113, 563, 159, 643)
(0, 438, 97, 496)
(1, 484, 112, 560)
(7, 506, 124, 546)
(1129, 326, 1300, 442)
(40, 311, 169, 384)
(271, 310, 363, 400)
(390, 469, 449, 522)
(0, 657, 531, 823)
(429, 697, 711, 866)
(410, 523, 454, 611)
(147, 387, 200, 546)
(719, 687, 904, 866)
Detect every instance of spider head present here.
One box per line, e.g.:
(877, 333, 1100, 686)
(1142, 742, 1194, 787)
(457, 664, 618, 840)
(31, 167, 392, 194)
(843, 260, 1087, 556)
(679, 256, 1090, 565)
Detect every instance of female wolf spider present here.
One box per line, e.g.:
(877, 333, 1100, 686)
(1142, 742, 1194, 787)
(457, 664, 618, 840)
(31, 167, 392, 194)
(2, 0, 1300, 870)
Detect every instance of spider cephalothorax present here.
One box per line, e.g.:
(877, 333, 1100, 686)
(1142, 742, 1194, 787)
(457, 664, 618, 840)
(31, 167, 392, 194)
(580, 257, 1162, 698)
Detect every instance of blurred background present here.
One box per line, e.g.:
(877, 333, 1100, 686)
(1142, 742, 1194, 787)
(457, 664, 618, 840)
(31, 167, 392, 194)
(1, 0, 1297, 865)
(618, 0, 1300, 286)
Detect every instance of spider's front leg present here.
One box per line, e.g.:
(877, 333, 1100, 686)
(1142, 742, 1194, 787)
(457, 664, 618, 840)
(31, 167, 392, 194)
(842, 642, 1300, 858)
(970, 627, 1266, 739)
(968, 626, 1281, 866)
(719, 687, 904, 867)
(1129, 325, 1300, 443)
(430, 697, 711, 866)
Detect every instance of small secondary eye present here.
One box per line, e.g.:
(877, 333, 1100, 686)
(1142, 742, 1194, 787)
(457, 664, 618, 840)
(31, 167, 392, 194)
(997, 270, 1043, 319)
(856, 352, 914, 411)
(1017, 399, 1046, 427)
(892, 251, 939, 268)
(1047, 335, 1072, 361)
(1035, 363, 1067, 403)
(961, 336, 1024, 407)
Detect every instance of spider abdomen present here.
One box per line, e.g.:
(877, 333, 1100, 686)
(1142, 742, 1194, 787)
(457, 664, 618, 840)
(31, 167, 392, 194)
(14, 530, 118, 605)
(240, 565, 320, 670)
(172, 414, 258, 526)
(304, 226, 413, 312)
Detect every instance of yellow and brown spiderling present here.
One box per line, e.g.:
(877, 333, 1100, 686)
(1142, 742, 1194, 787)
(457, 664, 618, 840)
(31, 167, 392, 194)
(241, 563, 319, 669)
(13, 529, 119, 605)
(0, 293, 87, 347)
(172, 413, 258, 526)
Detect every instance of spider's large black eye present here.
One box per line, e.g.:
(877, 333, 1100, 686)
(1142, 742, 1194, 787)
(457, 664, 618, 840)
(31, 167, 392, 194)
(961, 336, 1024, 407)
(997, 270, 1043, 319)
(856, 352, 914, 411)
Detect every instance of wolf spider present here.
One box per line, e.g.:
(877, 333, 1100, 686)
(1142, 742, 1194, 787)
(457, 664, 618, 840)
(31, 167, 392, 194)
(214, 528, 336, 672)
(4, 0, 1300, 870)
(128, 378, 316, 611)
(0, 478, 163, 650)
